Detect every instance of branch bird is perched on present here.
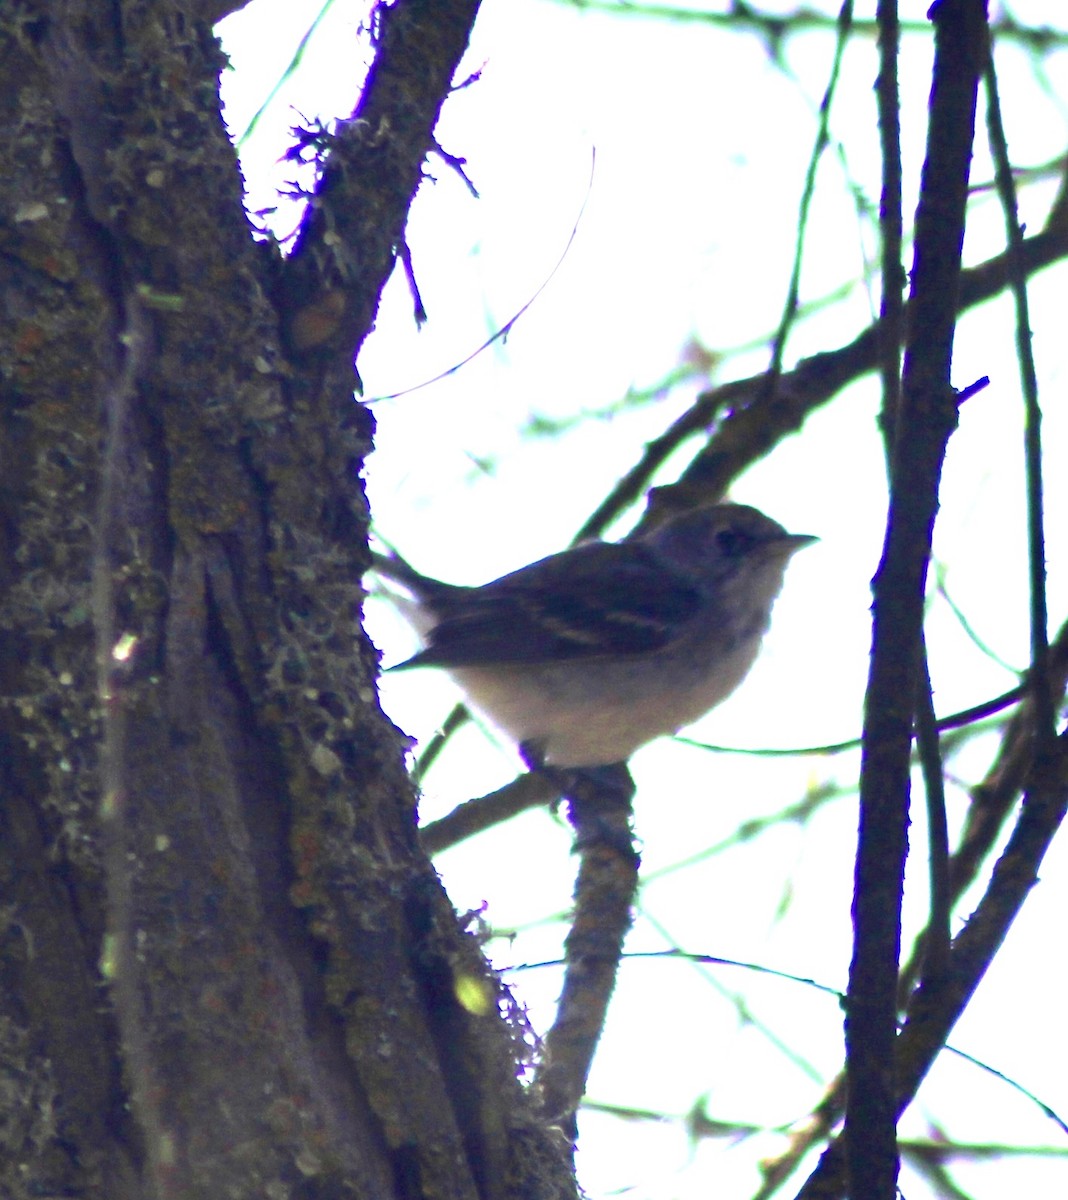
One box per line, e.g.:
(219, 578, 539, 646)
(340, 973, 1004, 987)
(376, 504, 814, 768)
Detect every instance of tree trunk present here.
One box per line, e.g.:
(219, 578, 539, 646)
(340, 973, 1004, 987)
(0, 3, 573, 1197)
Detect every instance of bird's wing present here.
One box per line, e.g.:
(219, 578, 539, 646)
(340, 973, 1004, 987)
(397, 541, 702, 667)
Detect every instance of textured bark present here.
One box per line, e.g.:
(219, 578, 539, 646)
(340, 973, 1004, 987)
(0, 3, 574, 1198)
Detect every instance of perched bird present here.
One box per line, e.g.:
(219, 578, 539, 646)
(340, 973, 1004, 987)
(376, 503, 814, 768)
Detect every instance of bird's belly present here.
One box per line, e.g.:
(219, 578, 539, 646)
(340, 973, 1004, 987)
(449, 635, 763, 767)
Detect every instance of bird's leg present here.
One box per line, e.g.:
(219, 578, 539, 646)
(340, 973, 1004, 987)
(519, 742, 638, 861)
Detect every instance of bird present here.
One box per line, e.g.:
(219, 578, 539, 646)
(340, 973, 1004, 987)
(374, 503, 814, 768)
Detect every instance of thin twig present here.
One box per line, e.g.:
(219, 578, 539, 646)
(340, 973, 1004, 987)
(983, 38, 1053, 750)
(876, 0, 904, 459)
(915, 640, 951, 982)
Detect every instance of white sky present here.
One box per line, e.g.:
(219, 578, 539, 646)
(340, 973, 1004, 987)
(218, 3, 1068, 1196)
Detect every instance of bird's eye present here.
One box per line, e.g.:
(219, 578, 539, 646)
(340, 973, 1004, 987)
(716, 528, 757, 557)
